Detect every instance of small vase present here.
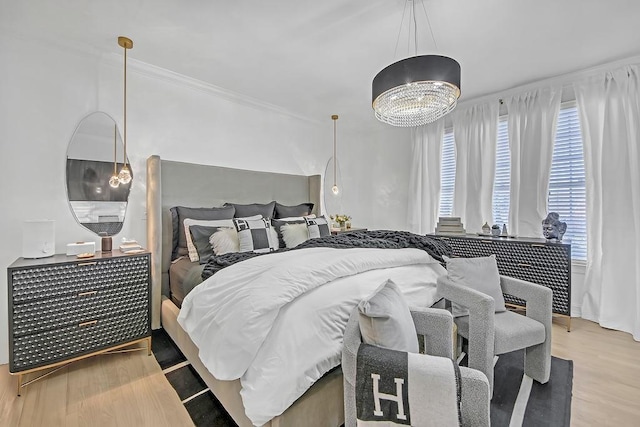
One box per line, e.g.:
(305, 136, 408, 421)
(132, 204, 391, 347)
(339, 222, 347, 231)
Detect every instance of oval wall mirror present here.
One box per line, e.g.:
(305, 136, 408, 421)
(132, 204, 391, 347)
(66, 111, 132, 236)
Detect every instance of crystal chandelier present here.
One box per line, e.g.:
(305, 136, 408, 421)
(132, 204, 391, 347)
(117, 36, 133, 185)
(372, 0, 461, 127)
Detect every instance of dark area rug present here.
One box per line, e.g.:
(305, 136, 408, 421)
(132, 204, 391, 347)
(152, 329, 237, 427)
(490, 350, 573, 426)
(152, 329, 572, 427)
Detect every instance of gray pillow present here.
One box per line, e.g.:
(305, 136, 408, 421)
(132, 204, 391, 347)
(189, 225, 226, 264)
(358, 279, 419, 353)
(274, 202, 314, 219)
(442, 254, 506, 317)
(224, 201, 276, 219)
(171, 205, 235, 258)
(305, 215, 330, 238)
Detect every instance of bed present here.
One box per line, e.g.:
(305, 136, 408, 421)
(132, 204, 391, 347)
(146, 155, 447, 426)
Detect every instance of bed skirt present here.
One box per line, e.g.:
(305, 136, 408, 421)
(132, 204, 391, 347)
(161, 297, 345, 427)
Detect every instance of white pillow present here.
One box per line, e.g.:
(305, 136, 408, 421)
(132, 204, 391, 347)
(442, 254, 506, 317)
(210, 228, 239, 255)
(184, 218, 234, 261)
(358, 279, 419, 353)
(281, 223, 309, 248)
(276, 214, 316, 221)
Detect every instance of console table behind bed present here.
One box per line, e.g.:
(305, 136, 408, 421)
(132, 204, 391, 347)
(146, 155, 344, 427)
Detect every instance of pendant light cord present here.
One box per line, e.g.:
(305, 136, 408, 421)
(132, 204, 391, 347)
(123, 43, 128, 168)
(420, 0, 439, 51)
(333, 117, 337, 186)
(113, 124, 118, 174)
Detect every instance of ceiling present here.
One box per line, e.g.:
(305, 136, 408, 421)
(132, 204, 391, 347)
(3, 0, 640, 124)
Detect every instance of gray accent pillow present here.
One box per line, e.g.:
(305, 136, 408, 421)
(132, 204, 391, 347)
(274, 202, 314, 219)
(173, 205, 236, 258)
(305, 215, 330, 238)
(358, 279, 419, 353)
(224, 201, 276, 219)
(189, 225, 227, 264)
(233, 217, 274, 253)
(442, 254, 506, 317)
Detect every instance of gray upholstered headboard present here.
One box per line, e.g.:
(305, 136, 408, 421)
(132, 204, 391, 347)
(146, 155, 321, 328)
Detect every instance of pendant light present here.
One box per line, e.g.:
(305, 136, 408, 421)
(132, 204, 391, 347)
(372, 0, 461, 127)
(331, 115, 340, 195)
(117, 36, 133, 185)
(108, 124, 120, 188)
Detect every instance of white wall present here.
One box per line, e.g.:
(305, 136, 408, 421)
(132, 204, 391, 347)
(0, 36, 414, 364)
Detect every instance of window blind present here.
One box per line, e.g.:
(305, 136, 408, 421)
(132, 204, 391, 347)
(549, 105, 587, 261)
(492, 117, 510, 229)
(439, 130, 456, 217)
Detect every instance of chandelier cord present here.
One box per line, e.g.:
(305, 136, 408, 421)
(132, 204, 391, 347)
(393, 0, 410, 60)
(411, 0, 417, 56)
(420, 0, 438, 51)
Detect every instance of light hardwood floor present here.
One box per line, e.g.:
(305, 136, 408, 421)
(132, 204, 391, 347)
(0, 345, 193, 427)
(1, 319, 639, 427)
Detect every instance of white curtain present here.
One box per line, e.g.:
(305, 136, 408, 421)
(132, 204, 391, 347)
(505, 87, 562, 238)
(574, 65, 640, 341)
(407, 121, 444, 234)
(452, 103, 499, 233)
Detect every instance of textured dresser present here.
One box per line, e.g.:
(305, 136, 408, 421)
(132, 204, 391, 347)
(7, 251, 151, 393)
(434, 234, 572, 330)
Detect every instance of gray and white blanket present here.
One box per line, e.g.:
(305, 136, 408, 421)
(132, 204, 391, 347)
(202, 230, 451, 280)
(356, 344, 461, 427)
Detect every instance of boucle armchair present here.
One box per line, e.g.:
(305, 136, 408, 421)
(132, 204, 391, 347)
(342, 306, 490, 427)
(437, 275, 552, 394)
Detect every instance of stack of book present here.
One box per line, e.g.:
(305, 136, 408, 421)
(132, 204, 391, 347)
(435, 217, 466, 235)
(120, 240, 144, 253)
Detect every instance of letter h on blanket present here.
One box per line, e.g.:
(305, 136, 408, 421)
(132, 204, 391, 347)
(371, 373, 407, 421)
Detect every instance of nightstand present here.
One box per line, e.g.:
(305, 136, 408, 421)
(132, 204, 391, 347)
(7, 250, 152, 395)
(331, 227, 367, 235)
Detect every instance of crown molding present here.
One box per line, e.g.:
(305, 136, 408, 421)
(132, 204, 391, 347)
(0, 29, 322, 126)
(98, 51, 321, 125)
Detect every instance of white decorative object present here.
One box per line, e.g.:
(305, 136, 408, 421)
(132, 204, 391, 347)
(435, 217, 466, 235)
(22, 220, 55, 259)
(66, 241, 96, 256)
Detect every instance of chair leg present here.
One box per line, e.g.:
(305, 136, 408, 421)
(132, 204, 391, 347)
(524, 342, 551, 384)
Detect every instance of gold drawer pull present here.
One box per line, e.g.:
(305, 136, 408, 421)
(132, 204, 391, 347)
(77, 290, 97, 297)
(531, 244, 546, 248)
(518, 263, 532, 268)
(78, 320, 98, 327)
(77, 262, 97, 267)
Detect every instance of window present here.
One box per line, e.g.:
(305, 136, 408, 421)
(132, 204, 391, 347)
(548, 104, 587, 261)
(492, 118, 510, 228)
(439, 130, 456, 217)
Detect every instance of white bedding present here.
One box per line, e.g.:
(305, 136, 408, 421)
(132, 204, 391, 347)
(178, 247, 445, 426)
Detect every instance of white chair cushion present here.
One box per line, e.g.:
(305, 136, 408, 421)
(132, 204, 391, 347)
(358, 279, 419, 353)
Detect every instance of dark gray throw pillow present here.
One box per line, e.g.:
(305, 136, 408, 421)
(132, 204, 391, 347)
(274, 202, 314, 219)
(224, 201, 276, 219)
(189, 225, 225, 264)
(172, 205, 235, 258)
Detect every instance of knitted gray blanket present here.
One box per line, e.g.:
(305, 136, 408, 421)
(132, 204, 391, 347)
(202, 230, 451, 281)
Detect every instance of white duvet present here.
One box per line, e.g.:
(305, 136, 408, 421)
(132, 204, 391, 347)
(178, 247, 445, 426)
